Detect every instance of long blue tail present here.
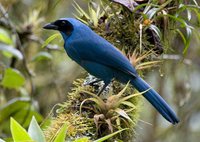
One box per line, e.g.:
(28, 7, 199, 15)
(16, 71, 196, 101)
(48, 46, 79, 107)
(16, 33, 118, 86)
(131, 77, 179, 124)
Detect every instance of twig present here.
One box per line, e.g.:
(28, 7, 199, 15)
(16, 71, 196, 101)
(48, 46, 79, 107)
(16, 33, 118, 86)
(29, 35, 62, 52)
(162, 54, 192, 65)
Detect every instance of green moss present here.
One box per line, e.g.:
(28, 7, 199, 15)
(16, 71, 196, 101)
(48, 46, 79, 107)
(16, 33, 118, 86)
(44, 79, 141, 141)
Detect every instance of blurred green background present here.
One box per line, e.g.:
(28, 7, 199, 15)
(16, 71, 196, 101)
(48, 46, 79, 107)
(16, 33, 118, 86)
(0, 0, 200, 142)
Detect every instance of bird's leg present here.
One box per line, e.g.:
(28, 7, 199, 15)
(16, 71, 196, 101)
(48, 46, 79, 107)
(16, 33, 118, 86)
(86, 79, 102, 86)
(97, 82, 109, 96)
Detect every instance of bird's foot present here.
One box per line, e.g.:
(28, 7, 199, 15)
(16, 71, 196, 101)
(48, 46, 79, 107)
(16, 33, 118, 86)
(84, 79, 102, 86)
(97, 82, 109, 96)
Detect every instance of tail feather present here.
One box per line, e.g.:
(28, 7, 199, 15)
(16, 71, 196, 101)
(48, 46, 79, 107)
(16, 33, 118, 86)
(131, 77, 179, 124)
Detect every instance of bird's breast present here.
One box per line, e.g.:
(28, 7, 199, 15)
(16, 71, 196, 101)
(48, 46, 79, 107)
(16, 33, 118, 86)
(64, 43, 82, 64)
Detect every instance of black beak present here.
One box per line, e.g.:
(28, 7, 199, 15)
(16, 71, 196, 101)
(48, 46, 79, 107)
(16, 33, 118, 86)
(43, 23, 58, 30)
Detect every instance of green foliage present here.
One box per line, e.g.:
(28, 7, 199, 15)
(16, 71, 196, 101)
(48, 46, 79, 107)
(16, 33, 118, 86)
(80, 82, 145, 130)
(72, 137, 90, 142)
(0, 117, 128, 142)
(0, 98, 43, 135)
(0, 138, 5, 142)
(73, 0, 163, 57)
(73, 1, 104, 27)
(44, 79, 140, 141)
(1, 68, 25, 89)
(53, 123, 68, 142)
(94, 128, 128, 142)
(41, 33, 61, 48)
(8, 117, 52, 142)
(32, 52, 53, 62)
(10, 118, 33, 142)
(0, 28, 13, 45)
(0, 44, 23, 60)
(0, 98, 30, 123)
(28, 117, 46, 142)
(0, 1, 62, 139)
(44, 112, 94, 141)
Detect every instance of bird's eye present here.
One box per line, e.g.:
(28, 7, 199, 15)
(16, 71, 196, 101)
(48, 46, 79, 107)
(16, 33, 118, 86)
(60, 21, 66, 26)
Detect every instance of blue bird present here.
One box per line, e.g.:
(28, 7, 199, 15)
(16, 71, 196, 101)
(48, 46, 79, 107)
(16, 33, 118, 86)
(43, 18, 179, 124)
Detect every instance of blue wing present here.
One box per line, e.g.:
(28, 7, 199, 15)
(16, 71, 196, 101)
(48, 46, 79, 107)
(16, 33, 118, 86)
(66, 31, 137, 77)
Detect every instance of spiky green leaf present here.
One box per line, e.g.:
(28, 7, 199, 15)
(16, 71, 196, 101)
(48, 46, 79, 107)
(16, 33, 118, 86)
(120, 89, 150, 103)
(94, 128, 128, 142)
(176, 29, 186, 45)
(42, 33, 60, 48)
(146, 8, 159, 19)
(121, 101, 136, 109)
(53, 123, 68, 142)
(116, 81, 130, 98)
(115, 108, 133, 123)
(10, 118, 33, 142)
(80, 98, 105, 113)
(88, 3, 98, 27)
(28, 116, 45, 142)
(149, 24, 161, 38)
(73, 1, 90, 19)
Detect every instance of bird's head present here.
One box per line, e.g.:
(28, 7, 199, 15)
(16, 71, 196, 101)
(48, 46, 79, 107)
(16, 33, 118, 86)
(44, 18, 92, 41)
(43, 18, 77, 39)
